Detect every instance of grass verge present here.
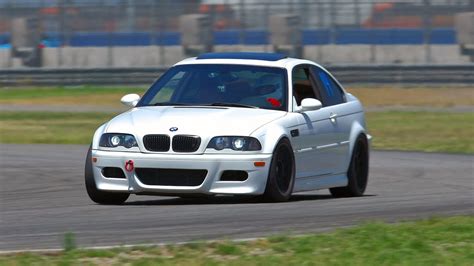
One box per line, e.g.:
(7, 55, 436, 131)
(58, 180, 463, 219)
(366, 111, 474, 154)
(1, 111, 473, 154)
(346, 86, 474, 108)
(0, 86, 146, 106)
(0, 112, 113, 144)
(1, 85, 473, 108)
(1, 216, 473, 265)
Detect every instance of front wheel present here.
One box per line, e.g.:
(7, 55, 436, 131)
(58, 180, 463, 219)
(85, 146, 129, 205)
(330, 134, 369, 197)
(263, 138, 295, 202)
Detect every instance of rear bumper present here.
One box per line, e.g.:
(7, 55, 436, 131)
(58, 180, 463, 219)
(91, 150, 273, 195)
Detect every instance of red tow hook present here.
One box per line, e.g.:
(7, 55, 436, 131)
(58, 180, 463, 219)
(125, 160, 134, 172)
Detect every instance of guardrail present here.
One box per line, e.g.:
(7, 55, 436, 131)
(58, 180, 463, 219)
(1, 65, 473, 86)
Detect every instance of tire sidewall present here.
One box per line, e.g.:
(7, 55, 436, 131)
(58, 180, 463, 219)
(264, 138, 295, 201)
(348, 135, 369, 196)
(84, 145, 97, 193)
(84, 145, 129, 204)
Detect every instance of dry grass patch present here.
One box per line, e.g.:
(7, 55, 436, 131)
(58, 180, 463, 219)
(0, 86, 146, 107)
(347, 86, 474, 107)
(1, 85, 473, 108)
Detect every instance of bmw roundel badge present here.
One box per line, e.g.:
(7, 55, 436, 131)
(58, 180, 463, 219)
(169, 127, 178, 132)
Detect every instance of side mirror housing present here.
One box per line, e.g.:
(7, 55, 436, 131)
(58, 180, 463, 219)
(298, 98, 322, 112)
(121, 93, 140, 107)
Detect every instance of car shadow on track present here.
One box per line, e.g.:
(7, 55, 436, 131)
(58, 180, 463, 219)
(123, 194, 375, 206)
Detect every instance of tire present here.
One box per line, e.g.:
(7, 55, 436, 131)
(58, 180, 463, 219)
(85, 146, 129, 205)
(263, 138, 295, 202)
(330, 134, 369, 197)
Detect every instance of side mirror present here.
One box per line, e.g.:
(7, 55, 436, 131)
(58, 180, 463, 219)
(121, 93, 140, 107)
(299, 98, 322, 112)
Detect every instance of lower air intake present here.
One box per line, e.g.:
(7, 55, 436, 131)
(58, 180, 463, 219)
(135, 168, 207, 186)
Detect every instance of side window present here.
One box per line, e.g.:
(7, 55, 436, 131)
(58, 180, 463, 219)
(292, 66, 320, 106)
(312, 66, 345, 106)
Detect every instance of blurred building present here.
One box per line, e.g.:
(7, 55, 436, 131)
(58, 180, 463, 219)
(0, 0, 473, 67)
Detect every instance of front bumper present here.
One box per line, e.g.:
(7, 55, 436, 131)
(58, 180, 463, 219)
(91, 150, 273, 195)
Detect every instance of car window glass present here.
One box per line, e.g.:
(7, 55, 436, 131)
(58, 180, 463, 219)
(292, 66, 319, 106)
(138, 64, 287, 111)
(312, 67, 344, 106)
(149, 71, 186, 103)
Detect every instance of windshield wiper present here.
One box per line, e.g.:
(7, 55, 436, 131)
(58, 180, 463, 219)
(204, 102, 259, 109)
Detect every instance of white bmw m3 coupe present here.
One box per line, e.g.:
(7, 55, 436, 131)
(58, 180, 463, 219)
(85, 52, 371, 204)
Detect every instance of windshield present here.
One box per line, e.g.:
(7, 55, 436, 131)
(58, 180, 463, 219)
(137, 64, 288, 111)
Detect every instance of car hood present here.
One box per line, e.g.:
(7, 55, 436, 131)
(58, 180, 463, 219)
(105, 106, 286, 137)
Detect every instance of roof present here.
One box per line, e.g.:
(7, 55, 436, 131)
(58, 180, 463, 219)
(175, 52, 307, 68)
(196, 52, 287, 61)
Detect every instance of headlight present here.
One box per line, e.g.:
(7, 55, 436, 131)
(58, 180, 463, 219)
(99, 133, 138, 148)
(207, 136, 261, 151)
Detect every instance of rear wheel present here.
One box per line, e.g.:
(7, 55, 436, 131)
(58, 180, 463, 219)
(85, 146, 129, 205)
(330, 134, 369, 197)
(263, 138, 295, 202)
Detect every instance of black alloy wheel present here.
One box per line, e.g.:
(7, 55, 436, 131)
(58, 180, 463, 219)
(330, 134, 369, 197)
(263, 138, 295, 202)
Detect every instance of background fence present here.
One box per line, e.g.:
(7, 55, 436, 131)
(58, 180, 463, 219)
(1, 65, 473, 86)
(0, 0, 473, 67)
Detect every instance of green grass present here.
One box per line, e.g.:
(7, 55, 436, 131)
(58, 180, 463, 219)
(0, 86, 147, 107)
(2, 85, 473, 108)
(0, 112, 114, 144)
(0, 86, 146, 100)
(367, 111, 474, 154)
(1, 216, 472, 265)
(1, 111, 473, 154)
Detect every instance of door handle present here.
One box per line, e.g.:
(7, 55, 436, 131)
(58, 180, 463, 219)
(329, 113, 338, 123)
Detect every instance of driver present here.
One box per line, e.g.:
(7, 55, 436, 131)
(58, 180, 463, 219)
(239, 74, 284, 109)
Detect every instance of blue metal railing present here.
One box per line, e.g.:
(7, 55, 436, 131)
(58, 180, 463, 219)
(0, 28, 458, 48)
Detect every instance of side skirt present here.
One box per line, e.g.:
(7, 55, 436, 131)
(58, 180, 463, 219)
(293, 173, 348, 192)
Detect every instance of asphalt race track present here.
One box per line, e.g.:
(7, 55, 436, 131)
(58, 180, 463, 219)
(1, 144, 472, 251)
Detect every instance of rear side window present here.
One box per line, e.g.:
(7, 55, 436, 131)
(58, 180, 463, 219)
(312, 67, 345, 106)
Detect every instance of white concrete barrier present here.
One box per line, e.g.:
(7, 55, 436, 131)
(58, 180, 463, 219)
(0, 50, 10, 68)
(0, 45, 471, 68)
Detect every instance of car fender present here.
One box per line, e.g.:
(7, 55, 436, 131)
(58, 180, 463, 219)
(251, 123, 291, 154)
(91, 123, 107, 150)
(347, 120, 369, 163)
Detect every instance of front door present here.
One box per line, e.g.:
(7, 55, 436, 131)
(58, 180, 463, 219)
(290, 65, 336, 178)
(310, 66, 353, 174)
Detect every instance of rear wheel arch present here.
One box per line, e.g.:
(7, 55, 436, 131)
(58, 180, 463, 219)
(330, 133, 369, 197)
(347, 120, 369, 162)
